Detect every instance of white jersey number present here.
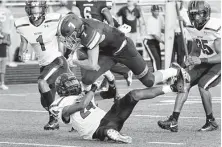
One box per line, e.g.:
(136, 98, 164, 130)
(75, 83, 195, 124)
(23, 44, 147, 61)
(84, 7, 92, 19)
(36, 35, 46, 51)
(195, 39, 214, 55)
(80, 101, 96, 119)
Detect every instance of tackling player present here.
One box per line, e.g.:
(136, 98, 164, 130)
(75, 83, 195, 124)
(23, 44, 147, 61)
(158, 0, 221, 132)
(57, 13, 190, 93)
(50, 72, 184, 143)
(15, 0, 71, 130)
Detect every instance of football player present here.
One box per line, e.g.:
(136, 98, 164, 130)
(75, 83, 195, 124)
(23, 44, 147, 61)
(73, 0, 133, 98)
(158, 0, 221, 132)
(58, 13, 190, 93)
(50, 72, 182, 143)
(15, 0, 71, 130)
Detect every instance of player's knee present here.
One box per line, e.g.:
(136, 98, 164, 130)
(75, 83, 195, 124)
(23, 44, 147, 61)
(38, 79, 49, 92)
(127, 90, 139, 102)
(139, 72, 155, 87)
(198, 82, 208, 91)
(82, 76, 94, 85)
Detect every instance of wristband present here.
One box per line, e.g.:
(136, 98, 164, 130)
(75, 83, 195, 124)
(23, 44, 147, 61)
(90, 84, 98, 92)
(200, 58, 208, 63)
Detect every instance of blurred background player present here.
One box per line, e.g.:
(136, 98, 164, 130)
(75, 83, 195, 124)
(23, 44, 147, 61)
(15, 0, 71, 130)
(50, 72, 184, 143)
(0, 21, 11, 90)
(143, 5, 164, 71)
(158, 0, 221, 132)
(0, 0, 17, 67)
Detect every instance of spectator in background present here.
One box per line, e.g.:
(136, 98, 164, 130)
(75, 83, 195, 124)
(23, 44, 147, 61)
(171, 0, 189, 66)
(116, 0, 142, 44)
(0, 0, 17, 67)
(0, 22, 11, 90)
(143, 5, 164, 71)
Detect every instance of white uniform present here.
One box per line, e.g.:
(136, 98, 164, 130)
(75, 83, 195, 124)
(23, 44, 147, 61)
(186, 18, 221, 58)
(15, 13, 62, 66)
(50, 95, 106, 140)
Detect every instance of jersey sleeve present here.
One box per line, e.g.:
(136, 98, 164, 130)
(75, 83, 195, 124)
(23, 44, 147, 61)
(14, 18, 29, 38)
(81, 26, 102, 50)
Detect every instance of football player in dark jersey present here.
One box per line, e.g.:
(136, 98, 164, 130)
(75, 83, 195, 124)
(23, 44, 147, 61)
(158, 0, 221, 132)
(58, 13, 190, 97)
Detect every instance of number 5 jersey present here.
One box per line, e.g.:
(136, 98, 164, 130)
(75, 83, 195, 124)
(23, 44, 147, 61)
(15, 13, 62, 66)
(186, 18, 221, 58)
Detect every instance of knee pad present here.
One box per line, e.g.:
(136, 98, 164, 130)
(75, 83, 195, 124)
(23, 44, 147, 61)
(140, 71, 155, 87)
(120, 90, 138, 107)
(38, 79, 50, 93)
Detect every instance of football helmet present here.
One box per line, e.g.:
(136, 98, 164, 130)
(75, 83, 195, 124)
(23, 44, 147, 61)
(25, 0, 48, 25)
(55, 73, 82, 97)
(57, 14, 84, 50)
(187, 0, 211, 30)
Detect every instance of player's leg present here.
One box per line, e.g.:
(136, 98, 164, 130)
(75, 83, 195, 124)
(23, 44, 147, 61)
(197, 63, 221, 131)
(115, 37, 188, 88)
(38, 56, 69, 130)
(93, 84, 180, 143)
(157, 64, 210, 132)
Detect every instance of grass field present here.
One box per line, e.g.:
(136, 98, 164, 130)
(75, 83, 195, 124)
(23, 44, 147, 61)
(0, 80, 221, 147)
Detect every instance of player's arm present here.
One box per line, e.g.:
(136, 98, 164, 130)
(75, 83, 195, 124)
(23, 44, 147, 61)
(61, 85, 97, 122)
(74, 45, 100, 71)
(189, 40, 201, 57)
(18, 35, 28, 60)
(200, 38, 221, 64)
(101, 7, 114, 26)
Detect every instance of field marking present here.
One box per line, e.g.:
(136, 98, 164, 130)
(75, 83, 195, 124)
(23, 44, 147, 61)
(148, 142, 184, 145)
(0, 142, 80, 147)
(0, 109, 220, 120)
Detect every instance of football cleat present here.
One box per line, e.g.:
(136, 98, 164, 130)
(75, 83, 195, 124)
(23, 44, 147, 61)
(100, 83, 120, 102)
(157, 115, 178, 132)
(171, 62, 190, 93)
(126, 71, 133, 86)
(44, 115, 59, 130)
(198, 119, 219, 132)
(106, 129, 132, 144)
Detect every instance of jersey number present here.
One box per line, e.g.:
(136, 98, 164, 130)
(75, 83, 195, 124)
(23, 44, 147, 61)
(80, 101, 96, 119)
(195, 39, 213, 55)
(36, 35, 46, 51)
(84, 7, 92, 19)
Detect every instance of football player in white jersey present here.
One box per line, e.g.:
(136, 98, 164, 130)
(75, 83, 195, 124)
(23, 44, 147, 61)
(158, 0, 221, 132)
(50, 72, 183, 143)
(15, 0, 71, 130)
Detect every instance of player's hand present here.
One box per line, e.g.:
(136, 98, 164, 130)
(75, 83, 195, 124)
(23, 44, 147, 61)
(118, 24, 131, 34)
(19, 51, 31, 62)
(187, 56, 201, 65)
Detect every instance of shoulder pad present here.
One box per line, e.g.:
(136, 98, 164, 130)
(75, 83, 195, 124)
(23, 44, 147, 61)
(205, 18, 221, 32)
(14, 16, 30, 29)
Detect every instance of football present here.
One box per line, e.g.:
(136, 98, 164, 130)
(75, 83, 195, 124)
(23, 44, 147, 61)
(76, 48, 88, 60)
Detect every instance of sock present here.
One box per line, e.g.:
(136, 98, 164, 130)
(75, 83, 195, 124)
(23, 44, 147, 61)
(162, 85, 173, 94)
(42, 91, 54, 108)
(156, 68, 178, 81)
(82, 84, 91, 91)
(172, 112, 180, 121)
(104, 70, 115, 81)
(206, 113, 214, 120)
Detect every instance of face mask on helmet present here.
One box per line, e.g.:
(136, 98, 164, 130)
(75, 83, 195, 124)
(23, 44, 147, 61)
(25, 0, 47, 24)
(188, 1, 211, 30)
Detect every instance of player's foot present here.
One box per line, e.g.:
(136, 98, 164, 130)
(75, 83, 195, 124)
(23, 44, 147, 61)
(106, 129, 132, 144)
(171, 62, 190, 93)
(157, 115, 178, 132)
(198, 119, 219, 132)
(0, 84, 9, 90)
(44, 115, 59, 130)
(126, 71, 133, 86)
(7, 62, 18, 67)
(98, 78, 109, 92)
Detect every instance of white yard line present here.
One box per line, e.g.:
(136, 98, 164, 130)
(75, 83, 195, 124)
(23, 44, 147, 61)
(0, 142, 80, 147)
(148, 142, 185, 145)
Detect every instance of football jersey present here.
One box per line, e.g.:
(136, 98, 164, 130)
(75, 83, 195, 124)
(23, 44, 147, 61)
(75, 0, 112, 21)
(186, 18, 221, 58)
(50, 94, 106, 140)
(79, 19, 126, 55)
(0, 6, 14, 34)
(15, 13, 62, 66)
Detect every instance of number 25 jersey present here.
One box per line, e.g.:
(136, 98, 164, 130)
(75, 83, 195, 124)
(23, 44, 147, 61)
(15, 13, 62, 66)
(186, 18, 221, 58)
